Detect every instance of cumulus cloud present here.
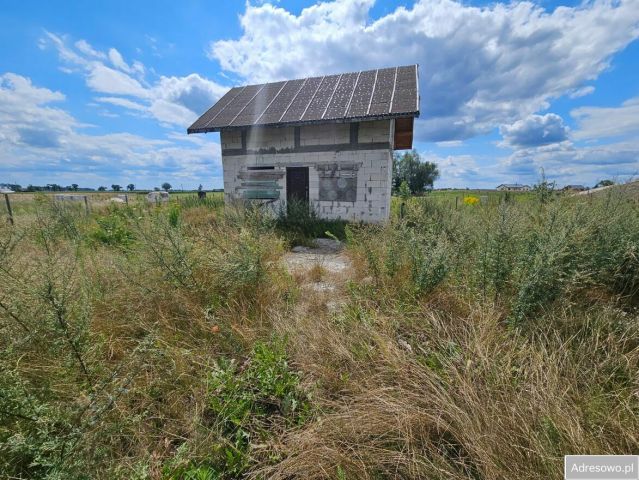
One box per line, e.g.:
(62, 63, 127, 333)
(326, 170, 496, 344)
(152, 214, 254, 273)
(499, 113, 569, 148)
(209, 0, 639, 142)
(40, 32, 227, 127)
(0, 73, 222, 188)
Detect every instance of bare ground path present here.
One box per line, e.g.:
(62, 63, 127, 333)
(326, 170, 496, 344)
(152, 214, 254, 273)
(281, 238, 354, 311)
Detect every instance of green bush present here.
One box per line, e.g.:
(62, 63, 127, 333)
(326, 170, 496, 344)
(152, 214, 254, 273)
(164, 340, 310, 479)
(90, 209, 134, 247)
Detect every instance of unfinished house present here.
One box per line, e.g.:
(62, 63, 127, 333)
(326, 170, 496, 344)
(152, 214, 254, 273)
(187, 65, 419, 222)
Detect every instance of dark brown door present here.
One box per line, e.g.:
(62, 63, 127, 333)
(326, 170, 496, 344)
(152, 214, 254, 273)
(286, 167, 309, 208)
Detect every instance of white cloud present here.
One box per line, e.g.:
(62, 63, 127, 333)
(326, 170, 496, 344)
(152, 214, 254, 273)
(87, 64, 150, 97)
(499, 113, 569, 148)
(424, 152, 479, 185)
(571, 96, 639, 141)
(75, 39, 106, 59)
(95, 96, 148, 112)
(0, 73, 222, 188)
(108, 48, 132, 73)
(569, 86, 595, 99)
(499, 138, 639, 186)
(209, 0, 639, 142)
(40, 32, 227, 127)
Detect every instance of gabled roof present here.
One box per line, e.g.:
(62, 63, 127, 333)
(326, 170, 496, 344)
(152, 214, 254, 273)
(188, 65, 419, 134)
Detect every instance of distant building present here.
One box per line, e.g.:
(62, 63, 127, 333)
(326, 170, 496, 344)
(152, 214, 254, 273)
(496, 183, 531, 192)
(188, 65, 420, 222)
(0, 188, 14, 194)
(563, 184, 587, 191)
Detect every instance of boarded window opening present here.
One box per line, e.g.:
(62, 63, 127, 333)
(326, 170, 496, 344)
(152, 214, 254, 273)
(247, 166, 275, 170)
(317, 163, 358, 202)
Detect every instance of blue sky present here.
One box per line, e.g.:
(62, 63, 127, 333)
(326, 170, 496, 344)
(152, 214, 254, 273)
(1, 0, 638, 190)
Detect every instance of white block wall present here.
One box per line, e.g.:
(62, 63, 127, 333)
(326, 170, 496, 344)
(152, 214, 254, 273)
(220, 120, 394, 222)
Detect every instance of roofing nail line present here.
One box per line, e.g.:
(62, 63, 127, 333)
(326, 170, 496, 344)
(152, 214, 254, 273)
(388, 67, 399, 115)
(300, 76, 326, 121)
(366, 69, 379, 116)
(344, 71, 361, 118)
(202, 86, 246, 129)
(277, 78, 308, 123)
(321, 74, 343, 120)
(255, 80, 289, 125)
(228, 83, 267, 126)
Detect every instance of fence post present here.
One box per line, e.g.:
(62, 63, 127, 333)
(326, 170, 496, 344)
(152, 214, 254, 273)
(125, 194, 129, 205)
(4, 193, 14, 225)
(455, 196, 459, 210)
(83, 195, 90, 215)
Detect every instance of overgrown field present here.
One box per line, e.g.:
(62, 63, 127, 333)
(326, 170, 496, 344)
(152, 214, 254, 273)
(1, 189, 638, 479)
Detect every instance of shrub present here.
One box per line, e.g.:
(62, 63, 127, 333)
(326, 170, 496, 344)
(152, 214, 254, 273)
(90, 208, 134, 247)
(163, 341, 310, 479)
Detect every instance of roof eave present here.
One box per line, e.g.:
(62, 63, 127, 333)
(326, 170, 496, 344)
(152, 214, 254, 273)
(187, 110, 420, 135)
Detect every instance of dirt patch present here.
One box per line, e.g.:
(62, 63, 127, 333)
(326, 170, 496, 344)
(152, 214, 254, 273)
(282, 238, 351, 275)
(282, 238, 353, 308)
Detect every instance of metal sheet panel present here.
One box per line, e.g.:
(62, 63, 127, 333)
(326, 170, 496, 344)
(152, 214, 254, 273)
(231, 81, 286, 127)
(187, 65, 420, 133)
(391, 65, 418, 114)
(187, 87, 243, 132)
(323, 72, 359, 120)
(255, 79, 306, 125)
(346, 69, 376, 117)
(301, 75, 340, 121)
(279, 76, 323, 123)
(367, 67, 396, 116)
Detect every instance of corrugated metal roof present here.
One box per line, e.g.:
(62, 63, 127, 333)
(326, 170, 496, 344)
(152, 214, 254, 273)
(188, 65, 419, 134)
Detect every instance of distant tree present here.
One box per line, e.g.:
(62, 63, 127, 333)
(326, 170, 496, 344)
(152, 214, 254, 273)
(161, 182, 172, 191)
(198, 184, 203, 192)
(71, 183, 79, 191)
(111, 184, 122, 191)
(127, 183, 135, 191)
(594, 179, 614, 188)
(98, 186, 107, 191)
(154, 187, 160, 191)
(392, 150, 439, 194)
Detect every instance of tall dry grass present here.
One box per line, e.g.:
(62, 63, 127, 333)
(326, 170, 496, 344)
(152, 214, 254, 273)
(1, 187, 638, 479)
